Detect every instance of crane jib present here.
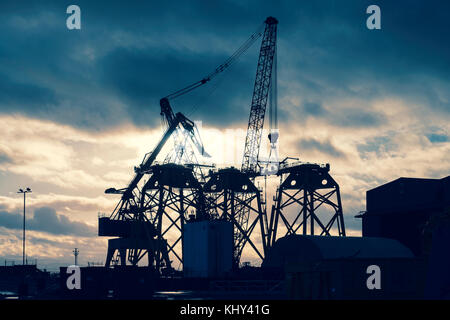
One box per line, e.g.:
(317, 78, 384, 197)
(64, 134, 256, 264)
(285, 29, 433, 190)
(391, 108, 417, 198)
(241, 17, 278, 174)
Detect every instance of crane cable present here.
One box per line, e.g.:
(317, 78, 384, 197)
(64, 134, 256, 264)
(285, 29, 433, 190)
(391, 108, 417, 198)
(162, 23, 265, 102)
(269, 47, 278, 131)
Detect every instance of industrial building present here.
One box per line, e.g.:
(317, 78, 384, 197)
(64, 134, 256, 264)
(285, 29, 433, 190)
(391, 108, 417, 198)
(358, 175, 450, 299)
(276, 176, 450, 300)
(359, 176, 450, 256)
(0, 264, 52, 298)
(264, 235, 427, 299)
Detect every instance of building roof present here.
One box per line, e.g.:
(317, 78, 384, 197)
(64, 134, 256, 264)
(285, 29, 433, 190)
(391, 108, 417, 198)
(365, 176, 450, 214)
(263, 235, 413, 268)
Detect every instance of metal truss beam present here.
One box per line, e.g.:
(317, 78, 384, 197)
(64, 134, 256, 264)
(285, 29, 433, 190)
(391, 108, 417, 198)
(268, 163, 346, 247)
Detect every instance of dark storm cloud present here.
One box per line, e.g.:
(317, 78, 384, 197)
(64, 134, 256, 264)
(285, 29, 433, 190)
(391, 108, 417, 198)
(357, 135, 398, 158)
(0, 210, 21, 229)
(0, 0, 448, 129)
(288, 101, 385, 127)
(427, 133, 448, 143)
(98, 45, 256, 127)
(298, 138, 345, 158)
(334, 109, 385, 128)
(0, 74, 57, 106)
(0, 152, 13, 164)
(302, 101, 325, 116)
(0, 207, 96, 237)
(278, 0, 450, 122)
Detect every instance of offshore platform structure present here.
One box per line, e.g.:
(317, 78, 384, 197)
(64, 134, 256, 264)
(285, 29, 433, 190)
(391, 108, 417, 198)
(99, 16, 346, 274)
(99, 112, 207, 272)
(98, 19, 264, 272)
(236, 17, 345, 249)
(267, 162, 346, 248)
(204, 17, 278, 268)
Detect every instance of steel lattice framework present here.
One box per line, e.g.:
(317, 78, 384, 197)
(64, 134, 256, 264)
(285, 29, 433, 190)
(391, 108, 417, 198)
(138, 164, 205, 270)
(267, 163, 346, 247)
(101, 164, 205, 273)
(99, 16, 348, 275)
(203, 168, 268, 267)
(214, 16, 278, 267)
(241, 17, 278, 174)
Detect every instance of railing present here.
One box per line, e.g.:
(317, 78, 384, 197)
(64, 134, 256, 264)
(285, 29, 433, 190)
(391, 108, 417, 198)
(2, 259, 37, 266)
(278, 160, 328, 171)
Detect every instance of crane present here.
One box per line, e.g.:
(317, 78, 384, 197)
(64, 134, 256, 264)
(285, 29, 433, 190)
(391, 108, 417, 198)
(104, 27, 270, 198)
(105, 112, 200, 199)
(228, 17, 278, 266)
(158, 23, 266, 169)
(102, 112, 204, 268)
(102, 17, 278, 269)
(159, 21, 264, 127)
(241, 17, 278, 175)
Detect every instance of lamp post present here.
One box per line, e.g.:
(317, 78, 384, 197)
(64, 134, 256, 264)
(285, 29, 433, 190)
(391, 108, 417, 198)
(17, 188, 32, 265)
(73, 248, 79, 265)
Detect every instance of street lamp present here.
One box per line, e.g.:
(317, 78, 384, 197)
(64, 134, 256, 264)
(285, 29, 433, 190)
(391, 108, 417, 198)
(17, 187, 32, 265)
(73, 248, 79, 265)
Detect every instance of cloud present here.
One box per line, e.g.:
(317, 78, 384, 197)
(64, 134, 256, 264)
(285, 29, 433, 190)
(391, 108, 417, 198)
(334, 109, 386, 128)
(0, 152, 12, 164)
(0, 227, 107, 271)
(0, 0, 449, 266)
(0, 211, 21, 230)
(357, 135, 398, 158)
(0, 0, 448, 130)
(427, 133, 448, 144)
(0, 206, 96, 237)
(0, 115, 164, 191)
(0, 74, 58, 109)
(302, 101, 325, 116)
(297, 138, 345, 158)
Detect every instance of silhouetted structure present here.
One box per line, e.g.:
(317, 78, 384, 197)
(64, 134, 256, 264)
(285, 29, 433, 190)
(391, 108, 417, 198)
(59, 266, 156, 299)
(183, 220, 233, 277)
(359, 176, 450, 256)
(263, 235, 413, 268)
(97, 17, 350, 292)
(264, 235, 426, 299)
(425, 208, 450, 299)
(241, 17, 278, 174)
(73, 248, 79, 265)
(100, 17, 291, 272)
(203, 168, 268, 267)
(100, 163, 204, 273)
(268, 163, 345, 247)
(17, 187, 32, 265)
(0, 264, 50, 298)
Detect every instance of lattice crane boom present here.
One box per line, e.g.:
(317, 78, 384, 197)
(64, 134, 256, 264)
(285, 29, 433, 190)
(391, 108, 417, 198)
(159, 23, 264, 128)
(241, 17, 278, 175)
(105, 112, 196, 201)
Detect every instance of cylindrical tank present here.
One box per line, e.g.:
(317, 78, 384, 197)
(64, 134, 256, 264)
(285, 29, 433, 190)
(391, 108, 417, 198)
(263, 235, 413, 268)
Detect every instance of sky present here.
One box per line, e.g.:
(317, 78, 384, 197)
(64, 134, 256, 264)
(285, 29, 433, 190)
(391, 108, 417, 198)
(0, 0, 449, 270)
